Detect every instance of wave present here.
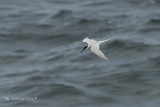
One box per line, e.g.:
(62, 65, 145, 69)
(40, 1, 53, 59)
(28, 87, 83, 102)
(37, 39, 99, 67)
(148, 56, 160, 67)
(84, 1, 112, 7)
(77, 18, 99, 25)
(53, 10, 72, 18)
(119, 55, 160, 69)
(107, 39, 155, 52)
(146, 18, 160, 24)
(34, 83, 83, 98)
(0, 54, 27, 64)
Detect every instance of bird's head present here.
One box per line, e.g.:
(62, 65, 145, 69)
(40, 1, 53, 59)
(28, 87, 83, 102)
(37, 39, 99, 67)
(81, 45, 88, 52)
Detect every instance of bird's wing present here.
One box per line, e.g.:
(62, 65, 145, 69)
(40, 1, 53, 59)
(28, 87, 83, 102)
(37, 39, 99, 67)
(83, 37, 97, 45)
(98, 38, 113, 44)
(90, 44, 108, 60)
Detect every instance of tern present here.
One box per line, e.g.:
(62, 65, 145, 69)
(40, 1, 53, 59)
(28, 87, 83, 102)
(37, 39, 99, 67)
(81, 37, 112, 60)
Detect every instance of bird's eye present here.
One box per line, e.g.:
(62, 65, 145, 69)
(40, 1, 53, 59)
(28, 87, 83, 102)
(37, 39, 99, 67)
(84, 46, 87, 49)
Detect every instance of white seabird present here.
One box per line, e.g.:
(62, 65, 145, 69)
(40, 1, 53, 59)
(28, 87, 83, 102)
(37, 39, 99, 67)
(81, 37, 112, 60)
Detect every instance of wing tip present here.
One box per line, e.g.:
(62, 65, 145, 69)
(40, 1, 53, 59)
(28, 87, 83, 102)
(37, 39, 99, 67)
(104, 57, 109, 60)
(82, 37, 89, 42)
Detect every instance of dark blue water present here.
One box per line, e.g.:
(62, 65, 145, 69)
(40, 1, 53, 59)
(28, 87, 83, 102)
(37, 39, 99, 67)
(0, 0, 160, 107)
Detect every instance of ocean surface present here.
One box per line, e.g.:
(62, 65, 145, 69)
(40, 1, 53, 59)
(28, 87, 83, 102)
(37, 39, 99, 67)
(0, 0, 160, 107)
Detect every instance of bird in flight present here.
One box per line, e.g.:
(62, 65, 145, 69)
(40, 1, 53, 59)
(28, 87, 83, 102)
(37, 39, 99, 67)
(81, 37, 112, 60)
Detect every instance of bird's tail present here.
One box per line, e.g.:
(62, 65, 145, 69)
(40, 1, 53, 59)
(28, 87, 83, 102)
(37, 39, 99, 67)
(98, 37, 113, 44)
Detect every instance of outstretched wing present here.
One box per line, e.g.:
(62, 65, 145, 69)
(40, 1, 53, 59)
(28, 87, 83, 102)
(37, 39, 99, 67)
(98, 38, 113, 44)
(83, 37, 97, 45)
(90, 44, 108, 60)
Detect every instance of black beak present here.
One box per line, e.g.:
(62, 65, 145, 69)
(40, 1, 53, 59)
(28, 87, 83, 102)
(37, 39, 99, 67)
(81, 45, 87, 53)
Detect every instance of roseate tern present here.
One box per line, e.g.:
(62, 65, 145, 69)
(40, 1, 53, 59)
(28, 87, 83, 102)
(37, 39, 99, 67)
(81, 37, 112, 60)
